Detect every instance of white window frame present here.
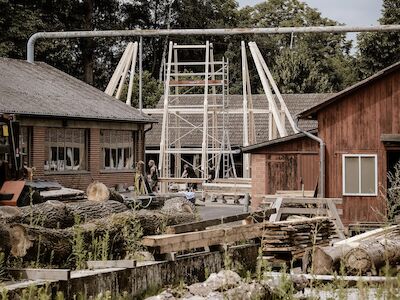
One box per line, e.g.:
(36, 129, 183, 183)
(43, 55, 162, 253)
(342, 154, 378, 196)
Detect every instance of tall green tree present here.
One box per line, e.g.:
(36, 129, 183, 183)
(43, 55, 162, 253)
(357, 0, 400, 78)
(244, 0, 356, 94)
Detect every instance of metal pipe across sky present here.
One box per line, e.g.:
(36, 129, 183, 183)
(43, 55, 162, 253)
(27, 25, 400, 63)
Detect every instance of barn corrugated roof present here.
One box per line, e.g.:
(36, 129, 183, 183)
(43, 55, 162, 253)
(0, 58, 154, 123)
(145, 93, 331, 147)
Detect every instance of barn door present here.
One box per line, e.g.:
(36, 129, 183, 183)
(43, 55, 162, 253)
(266, 154, 297, 194)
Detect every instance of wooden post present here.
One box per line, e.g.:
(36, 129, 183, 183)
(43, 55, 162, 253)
(248, 42, 287, 138)
(200, 41, 210, 179)
(159, 41, 174, 193)
(105, 42, 133, 96)
(116, 44, 134, 100)
(126, 42, 138, 106)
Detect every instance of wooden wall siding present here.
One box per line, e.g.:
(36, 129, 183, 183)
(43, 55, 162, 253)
(30, 125, 145, 191)
(250, 136, 319, 209)
(317, 70, 400, 224)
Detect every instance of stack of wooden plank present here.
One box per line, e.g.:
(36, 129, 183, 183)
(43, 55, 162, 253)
(262, 217, 335, 261)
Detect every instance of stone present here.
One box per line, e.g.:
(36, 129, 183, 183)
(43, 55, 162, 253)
(182, 296, 206, 300)
(205, 292, 224, 300)
(204, 270, 241, 291)
(162, 197, 195, 214)
(145, 291, 176, 300)
(188, 283, 213, 297)
(224, 281, 269, 300)
(292, 275, 309, 291)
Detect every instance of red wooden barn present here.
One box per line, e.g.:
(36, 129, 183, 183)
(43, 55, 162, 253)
(244, 61, 400, 225)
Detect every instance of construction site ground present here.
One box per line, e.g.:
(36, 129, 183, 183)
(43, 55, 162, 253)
(196, 200, 245, 220)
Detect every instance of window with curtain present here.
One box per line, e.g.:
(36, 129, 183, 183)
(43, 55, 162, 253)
(44, 128, 87, 172)
(100, 130, 134, 170)
(342, 154, 377, 196)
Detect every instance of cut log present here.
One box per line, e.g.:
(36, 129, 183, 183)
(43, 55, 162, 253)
(14, 200, 129, 228)
(0, 223, 12, 256)
(312, 245, 353, 275)
(344, 234, 400, 275)
(6, 209, 196, 266)
(86, 181, 110, 202)
(65, 200, 128, 224)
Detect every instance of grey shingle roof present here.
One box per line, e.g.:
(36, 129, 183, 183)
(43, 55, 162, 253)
(0, 58, 154, 123)
(145, 93, 332, 147)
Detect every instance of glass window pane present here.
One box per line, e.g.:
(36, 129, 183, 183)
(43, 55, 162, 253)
(345, 157, 359, 194)
(104, 148, 110, 168)
(117, 148, 123, 169)
(66, 147, 73, 168)
(361, 157, 376, 194)
(73, 148, 80, 170)
(58, 147, 65, 171)
(111, 148, 117, 168)
(123, 147, 131, 169)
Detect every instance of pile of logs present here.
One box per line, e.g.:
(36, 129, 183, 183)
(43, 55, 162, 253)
(312, 225, 400, 275)
(0, 200, 196, 267)
(262, 217, 335, 261)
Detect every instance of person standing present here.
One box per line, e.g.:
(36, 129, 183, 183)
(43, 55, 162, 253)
(182, 164, 198, 190)
(147, 160, 159, 192)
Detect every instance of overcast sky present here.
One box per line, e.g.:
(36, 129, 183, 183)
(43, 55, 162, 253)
(238, 0, 383, 26)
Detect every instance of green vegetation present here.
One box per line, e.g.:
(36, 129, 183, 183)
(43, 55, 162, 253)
(1, 0, 398, 105)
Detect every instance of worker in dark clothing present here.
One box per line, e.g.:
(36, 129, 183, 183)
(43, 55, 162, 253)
(182, 164, 198, 190)
(147, 160, 159, 192)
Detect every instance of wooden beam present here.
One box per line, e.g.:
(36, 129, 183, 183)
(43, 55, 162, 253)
(248, 42, 287, 138)
(252, 43, 298, 134)
(165, 209, 276, 234)
(265, 271, 399, 283)
(7, 268, 71, 281)
(143, 222, 265, 254)
(126, 42, 138, 106)
(105, 42, 133, 96)
(86, 260, 136, 269)
(116, 44, 134, 100)
(158, 177, 205, 183)
(334, 225, 399, 247)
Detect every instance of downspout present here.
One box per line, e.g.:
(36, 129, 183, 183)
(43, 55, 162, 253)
(294, 117, 325, 198)
(144, 123, 153, 134)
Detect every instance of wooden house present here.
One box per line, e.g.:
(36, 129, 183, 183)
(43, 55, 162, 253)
(244, 61, 400, 225)
(242, 130, 319, 208)
(0, 58, 154, 190)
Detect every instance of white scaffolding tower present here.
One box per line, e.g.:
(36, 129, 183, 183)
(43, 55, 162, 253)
(159, 41, 236, 191)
